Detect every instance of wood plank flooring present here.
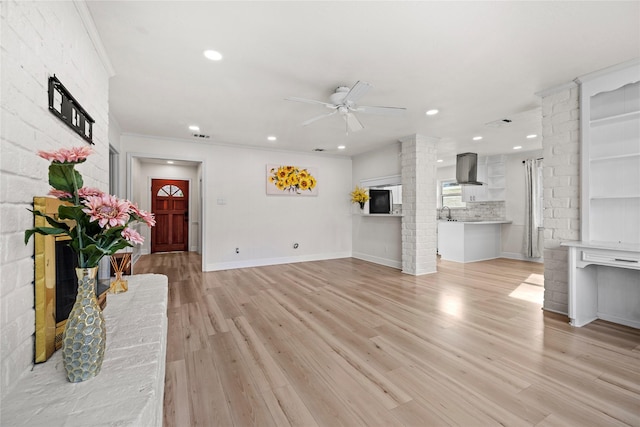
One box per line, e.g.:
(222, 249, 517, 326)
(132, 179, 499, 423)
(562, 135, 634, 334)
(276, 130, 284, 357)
(134, 253, 640, 426)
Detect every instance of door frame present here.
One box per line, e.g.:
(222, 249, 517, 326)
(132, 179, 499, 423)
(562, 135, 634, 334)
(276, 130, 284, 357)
(126, 152, 206, 272)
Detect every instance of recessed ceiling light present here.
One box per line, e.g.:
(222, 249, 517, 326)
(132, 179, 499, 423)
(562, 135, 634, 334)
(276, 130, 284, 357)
(337, 145, 346, 150)
(513, 146, 522, 150)
(203, 50, 223, 61)
(167, 161, 174, 164)
(526, 134, 537, 139)
(267, 136, 277, 141)
(426, 109, 439, 116)
(188, 125, 200, 131)
(473, 136, 483, 141)
(437, 159, 443, 163)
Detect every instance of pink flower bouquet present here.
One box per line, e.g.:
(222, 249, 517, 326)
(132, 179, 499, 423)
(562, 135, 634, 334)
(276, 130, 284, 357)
(25, 146, 155, 268)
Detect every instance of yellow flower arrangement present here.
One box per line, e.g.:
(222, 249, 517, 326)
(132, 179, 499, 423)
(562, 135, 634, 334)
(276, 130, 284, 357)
(269, 165, 317, 194)
(350, 185, 369, 208)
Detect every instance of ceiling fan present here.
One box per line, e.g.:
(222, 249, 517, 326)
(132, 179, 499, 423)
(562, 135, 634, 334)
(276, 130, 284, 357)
(286, 81, 406, 133)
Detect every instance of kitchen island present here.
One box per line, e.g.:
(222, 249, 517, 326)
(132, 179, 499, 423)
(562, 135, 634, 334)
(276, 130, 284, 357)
(438, 220, 512, 263)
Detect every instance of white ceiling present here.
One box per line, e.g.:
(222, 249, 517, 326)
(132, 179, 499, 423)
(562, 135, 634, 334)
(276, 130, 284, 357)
(86, 1, 640, 165)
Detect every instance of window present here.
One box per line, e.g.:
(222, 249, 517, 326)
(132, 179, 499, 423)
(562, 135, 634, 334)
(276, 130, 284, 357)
(157, 185, 184, 197)
(440, 180, 466, 208)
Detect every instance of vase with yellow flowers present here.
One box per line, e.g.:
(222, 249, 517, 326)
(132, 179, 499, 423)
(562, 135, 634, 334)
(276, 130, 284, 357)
(25, 146, 155, 382)
(350, 185, 369, 210)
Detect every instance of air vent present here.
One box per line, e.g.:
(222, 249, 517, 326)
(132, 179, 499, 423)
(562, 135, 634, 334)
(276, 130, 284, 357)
(312, 148, 325, 152)
(485, 118, 513, 128)
(193, 133, 210, 139)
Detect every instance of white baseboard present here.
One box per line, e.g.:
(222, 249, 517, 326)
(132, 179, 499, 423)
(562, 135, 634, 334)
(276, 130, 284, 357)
(352, 252, 402, 270)
(542, 306, 568, 316)
(500, 251, 544, 263)
(205, 251, 352, 272)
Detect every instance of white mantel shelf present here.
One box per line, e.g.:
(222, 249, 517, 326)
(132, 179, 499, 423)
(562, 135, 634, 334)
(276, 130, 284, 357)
(358, 213, 403, 217)
(2, 274, 168, 427)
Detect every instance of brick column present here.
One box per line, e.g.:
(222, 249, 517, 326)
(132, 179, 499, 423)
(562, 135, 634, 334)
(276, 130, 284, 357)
(400, 134, 438, 275)
(540, 83, 580, 314)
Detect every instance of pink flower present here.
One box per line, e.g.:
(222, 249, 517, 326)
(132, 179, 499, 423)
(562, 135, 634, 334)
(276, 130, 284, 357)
(82, 194, 131, 229)
(48, 189, 73, 199)
(129, 202, 156, 227)
(38, 146, 93, 164)
(78, 187, 104, 198)
(121, 227, 144, 245)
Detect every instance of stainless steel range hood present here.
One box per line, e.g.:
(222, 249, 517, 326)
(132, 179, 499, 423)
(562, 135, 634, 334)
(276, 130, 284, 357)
(456, 152, 483, 185)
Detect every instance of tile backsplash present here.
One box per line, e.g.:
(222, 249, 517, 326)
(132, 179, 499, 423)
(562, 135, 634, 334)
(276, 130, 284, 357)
(437, 201, 506, 221)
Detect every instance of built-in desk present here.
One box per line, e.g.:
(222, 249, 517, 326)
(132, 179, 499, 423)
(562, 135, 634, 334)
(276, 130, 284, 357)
(562, 241, 640, 328)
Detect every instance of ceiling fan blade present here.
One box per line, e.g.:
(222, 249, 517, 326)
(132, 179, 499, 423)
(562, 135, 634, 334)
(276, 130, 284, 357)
(301, 110, 338, 126)
(344, 112, 364, 132)
(342, 81, 372, 104)
(356, 105, 407, 116)
(286, 97, 337, 109)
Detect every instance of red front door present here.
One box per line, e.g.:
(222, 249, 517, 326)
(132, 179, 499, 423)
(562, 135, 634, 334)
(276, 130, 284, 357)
(151, 179, 189, 253)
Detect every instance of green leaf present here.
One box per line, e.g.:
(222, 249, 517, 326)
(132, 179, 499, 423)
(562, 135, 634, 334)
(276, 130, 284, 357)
(24, 227, 69, 244)
(48, 163, 83, 194)
(58, 205, 85, 222)
(44, 215, 71, 232)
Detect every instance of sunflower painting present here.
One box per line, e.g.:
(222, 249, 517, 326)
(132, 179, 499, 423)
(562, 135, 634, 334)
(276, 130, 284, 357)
(267, 164, 318, 196)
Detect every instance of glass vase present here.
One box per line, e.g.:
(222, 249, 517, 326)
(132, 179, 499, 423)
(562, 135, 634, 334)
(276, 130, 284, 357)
(61, 267, 106, 382)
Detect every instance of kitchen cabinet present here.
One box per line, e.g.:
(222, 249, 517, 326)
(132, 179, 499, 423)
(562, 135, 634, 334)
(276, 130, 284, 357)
(438, 220, 511, 263)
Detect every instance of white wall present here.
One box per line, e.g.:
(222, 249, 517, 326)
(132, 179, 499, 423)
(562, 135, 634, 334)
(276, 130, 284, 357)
(352, 142, 403, 268)
(122, 135, 352, 270)
(0, 1, 110, 397)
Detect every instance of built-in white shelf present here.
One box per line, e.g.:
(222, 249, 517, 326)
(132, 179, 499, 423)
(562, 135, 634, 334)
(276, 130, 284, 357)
(590, 110, 640, 126)
(591, 153, 640, 162)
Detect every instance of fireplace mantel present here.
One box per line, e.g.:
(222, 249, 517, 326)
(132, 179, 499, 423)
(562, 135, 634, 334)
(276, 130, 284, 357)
(2, 274, 168, 426)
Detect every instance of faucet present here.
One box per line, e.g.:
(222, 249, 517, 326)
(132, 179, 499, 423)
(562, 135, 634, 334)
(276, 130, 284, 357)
(440, 206, 451, 220)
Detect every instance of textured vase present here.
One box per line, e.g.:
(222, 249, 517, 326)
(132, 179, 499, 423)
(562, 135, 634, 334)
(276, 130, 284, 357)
(61, 267, 106, 382)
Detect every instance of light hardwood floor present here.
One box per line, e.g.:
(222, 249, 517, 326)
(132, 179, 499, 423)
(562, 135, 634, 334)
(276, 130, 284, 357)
(134, 253, 640, 426)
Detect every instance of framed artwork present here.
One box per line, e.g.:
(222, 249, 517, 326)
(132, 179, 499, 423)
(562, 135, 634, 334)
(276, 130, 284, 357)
(267, 164, 318, 196)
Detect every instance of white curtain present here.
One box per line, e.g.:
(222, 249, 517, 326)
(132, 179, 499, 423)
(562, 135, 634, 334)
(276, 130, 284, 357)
(523, 158, 543, 258)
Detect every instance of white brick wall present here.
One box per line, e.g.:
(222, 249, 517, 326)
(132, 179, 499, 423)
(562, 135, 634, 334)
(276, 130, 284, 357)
(0, 1, 109, 398)
(540, 84, 580, 314)
(401, 135, 438, 275)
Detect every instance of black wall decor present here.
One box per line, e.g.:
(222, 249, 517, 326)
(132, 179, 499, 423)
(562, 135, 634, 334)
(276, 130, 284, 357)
(48, 75, 94, 144)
